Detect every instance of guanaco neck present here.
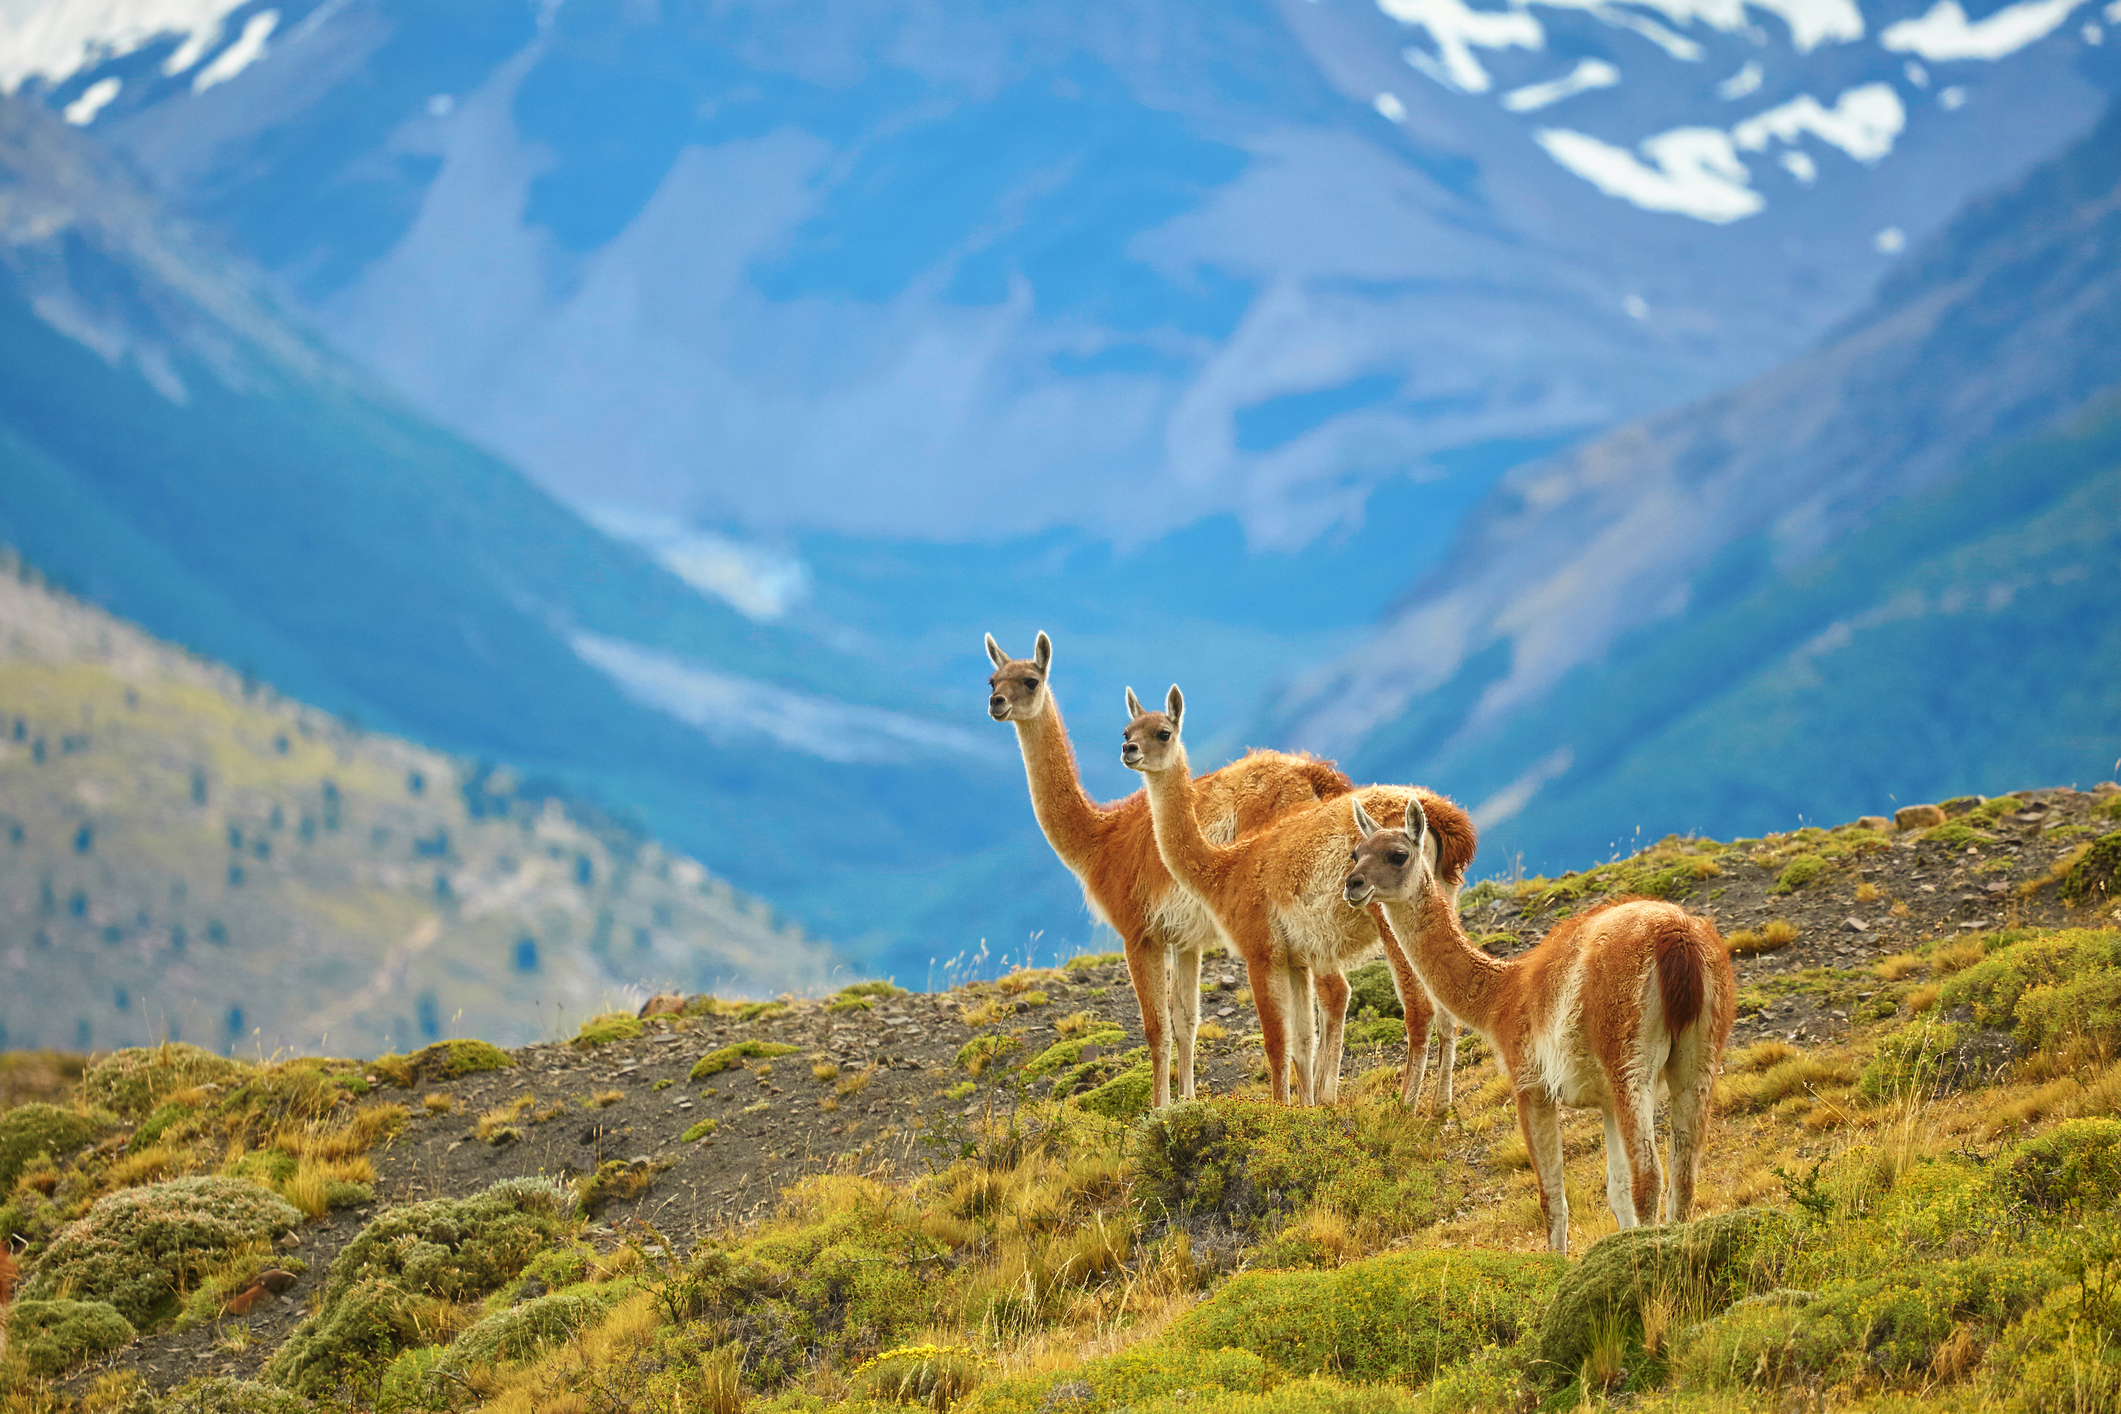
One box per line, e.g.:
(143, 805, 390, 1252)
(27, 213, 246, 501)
(1379, 875, 1510, 1038)
(1141, 743, 1232, 896)
(1012, 696, 1106, 872)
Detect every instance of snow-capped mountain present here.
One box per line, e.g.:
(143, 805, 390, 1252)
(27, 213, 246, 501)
(4, 0, 2112, 552)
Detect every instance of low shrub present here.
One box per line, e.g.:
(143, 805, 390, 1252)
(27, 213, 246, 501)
(371, 1039, 514, 1086)
(162, 1377, 318, 1413)
(1130, 1099, 1446, 1247)
(573, 1012, 645, 1048)
(1939, 929, 2121, 1055)
(1345, 961, 1403, 1020)
(2060, 832, 2121, 906)
(452, 1289, 614, 1368)
(2000, 1117, 2121, 1211)
(81, 1044, 245, 1119)
(1772, 855, 1826, 893)
(690, 1040, 800, 1079)
(3, 1297, 136, 1377)
(959, 1344, 1269, 1414)
(1072, 1065, 1153, 1121)
(849, 1343, 986, 1409)
(0, 1103, 107, 1191)
(18, 1176, 302, 1328)
(1534, 1209, 1796, 1381)
(1985, 1280, 2121, 1414)
(1172, 1247, 1561, 1382)
(1023, 1029, 1128, 1080)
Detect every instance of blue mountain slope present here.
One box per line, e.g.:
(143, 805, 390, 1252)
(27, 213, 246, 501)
(1284, 96, 2121, 871)
(0, 95, 1033, 971)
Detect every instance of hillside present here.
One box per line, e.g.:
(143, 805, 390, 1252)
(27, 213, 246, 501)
(1, 782, 2118, 1409)
(1276, 95, 2121, 872)
(0, 553, 831, 1057)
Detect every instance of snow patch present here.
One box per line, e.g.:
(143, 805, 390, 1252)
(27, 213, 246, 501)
(1881, 0, 2087, 60)
(62, 76, 120, 125)
(1732, 83, 1906, 162)
(1502, 58, 1620, 111)
(1380, 0, 1544, 93)
(568, 632, 1000, 766)
(191, 8, 276, 93)
(584, 508, 810, 621)
(1535, 125, 1764, 222)
(1716, 60, 1764, 98)
(0, 0, 254, 93)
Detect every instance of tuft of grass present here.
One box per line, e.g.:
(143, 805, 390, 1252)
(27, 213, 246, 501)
(812, 1062, 840, 1083)
(1053, 1011, 1096, 1037)
(1728, 919, 1798, 955)
(689, 1040, 799, 1080)
(1875, 952, 1925, 981)
(681, 1118, 719, 1143)
(837, 1064, 878, 1099)
(421, 1092, 453, 1115)
(476, 1095, 534, 1145)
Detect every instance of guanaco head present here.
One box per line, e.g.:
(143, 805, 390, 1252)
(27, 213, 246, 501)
(1343, 794, 1431, 907)
(1119, 685, 1184, 773)
(985, 632, 1052, 721)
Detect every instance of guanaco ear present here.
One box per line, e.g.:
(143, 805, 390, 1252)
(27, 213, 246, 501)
(1033, 632, 1052, 673)
(1125, 686, 1145, 719)
(1404, 794, 1430, 850)
(1164, 684, 1185, 735)
(1351, 796, 1381, 839)
(985, 633, 1008, 669)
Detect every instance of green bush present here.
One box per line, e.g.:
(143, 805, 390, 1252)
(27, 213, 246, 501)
(267, 1178, 579, 1394)
(0, 1103, 107, 1190)
(1772, 855, 1826, 893)
(1172, 1248, 1561, 1383)
(453, 1290, 613, 1368)
(81, 1044, 246, 1119)
(1534, 1209, 1796, 1381)
(960, 1344, 1269, 1414)
(849, 1344, 986, 1409)
(3, 1298, 136, 1377)
(1985, 1282, 2121, 1414)
(18, 1176, 302, 1328)
(1940, 929, 2121, 1054)
(1073, 1065, 1153, 1122)
(163, 1377, 318, 1413)
(2060, 832, 2121, 906)
(2001, 1118, 2121, 1211)
(1129, 1099, 1445, 1243)
(1345, 961, 1403, 1020)
(572, 1012, 644, 1048)
(1860, 1018, 1973, 1101)
(690, 1040, 800, 1079)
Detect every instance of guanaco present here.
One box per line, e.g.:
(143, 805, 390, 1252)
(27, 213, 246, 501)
(1344, 793, 1734, 1251)
(985, 633, 1352, 1108)
(1121, 685, 1475, 1107)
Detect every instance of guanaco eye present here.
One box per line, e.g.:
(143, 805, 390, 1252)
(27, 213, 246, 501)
(1388, 851, 1409, 866)
(1156, 730, 1171, 741)
(1023, 678, 1040, 689)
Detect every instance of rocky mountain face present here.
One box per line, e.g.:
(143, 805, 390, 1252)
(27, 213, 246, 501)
(1275, 96, 2121, 868)
(0, 553, 832, 1055)
(8, 0, 2115, 547)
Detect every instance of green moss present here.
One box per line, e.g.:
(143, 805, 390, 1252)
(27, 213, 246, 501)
(960, 1344, 1269, 1414)
(836, 980, 905, 999)
(1024, 1028, 1127, 1080)
(372, 1038, 515, 1086)
(690, 1040, 800, 1079)
(17, 1175, 302, 1329)
(1130, 1100, 1446, 1244)
(1065, 952, 1124, 970)
(1924, 822, 1987, 848)
(266, 1178, 577, 1394)
(81, 1043, 246, 1119)
(3, 1297, 137, 1377)
(828, 994, 875, 1013)
(1534, 1210, 1797, 1382)
(1173, 1248, 1560, 1383)
(2060, 831, 2121, 906)
(734, 1001, 789, 1022)
(682, 1117, 719, 1143)
(0, 1103, 107, 1191)
(572, 1012, 645, 1048)
(1073, 1065, 1153, 1122)
(2002, 1118, 2121, 1211)
(1771, 854, 1827, 894)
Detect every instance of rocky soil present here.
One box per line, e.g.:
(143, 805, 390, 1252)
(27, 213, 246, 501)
(65, 785, 2121, 1394)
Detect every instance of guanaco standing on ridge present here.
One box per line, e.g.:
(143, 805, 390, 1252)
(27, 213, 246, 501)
(1120, 684, 1475, 1108)
(985, 633, 1354, 1109)
(1343, 794, 1734, 1252)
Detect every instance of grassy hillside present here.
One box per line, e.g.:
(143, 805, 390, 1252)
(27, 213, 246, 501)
(0, 553, 831, 1057)
(4, 787, 2119, 1410)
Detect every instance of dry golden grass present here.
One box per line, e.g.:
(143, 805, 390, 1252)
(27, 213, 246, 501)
(475, 1095, 534, 1143)
(1726, 919, 1798, 956)
(1052, 1011, 1095, 1038)
(590, 1090, 624, 1108)
(960, 996, 1013, 1027)
(421, 1092, 453, 1115)
(1195, 1021, 1228, 1041)
(996, 968, 1061, 996)
(1909, 983, 1942, 1013)
(1874, 952, 1925, 981)
(1727, 1039, 1800, 1072)
(1932, 938, 1988, 974)
(812, 1061, 840, 1083)
(1855, 880, 1881, 902)
(837, 1064, 877, 1099)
